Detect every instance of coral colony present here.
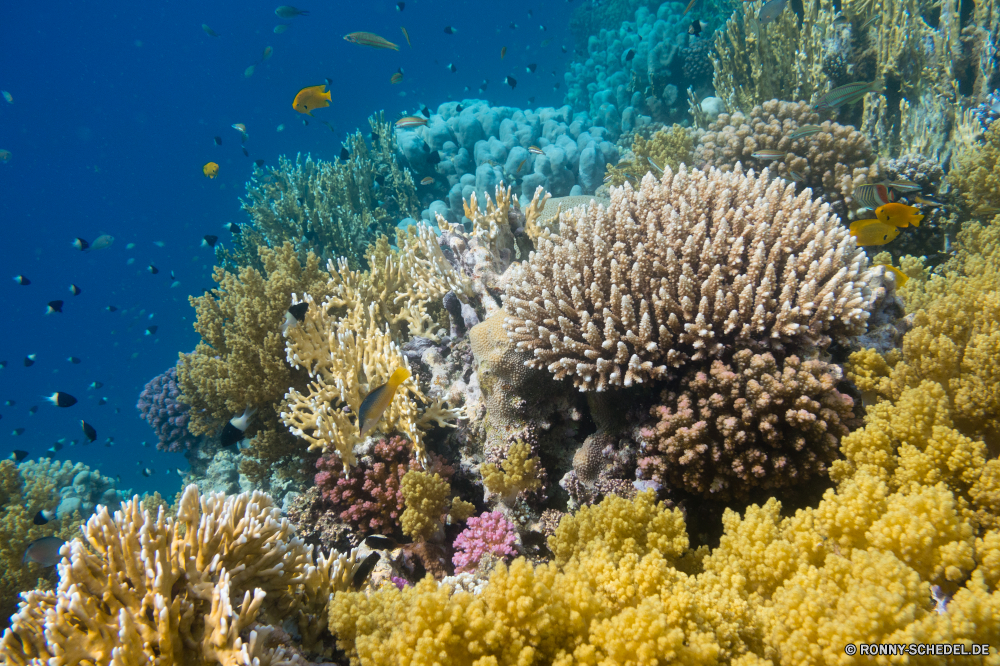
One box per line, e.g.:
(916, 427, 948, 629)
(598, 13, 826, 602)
(4, 0, 1000, 661)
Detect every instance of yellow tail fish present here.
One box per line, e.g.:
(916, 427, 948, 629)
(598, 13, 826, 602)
(358, 368, 411, 438)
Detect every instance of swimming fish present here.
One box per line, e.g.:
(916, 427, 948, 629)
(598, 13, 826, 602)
(526, 63, 537, 73)
(877, 264, 909, 287)
(203, 162, 219, 178)
(14, 275, 30, 285)
(849, 218, 900, 246)
(515, 158, 527, 174)
(88, 234, 114, 251)
(860, 13, 880, 29)
(788, 169, 806, 182)
(67, 356, 81, 363)
(46, 392, 77, 408)
(395, 116, 427, 128)
(275, 6, 308, 18)
(224, 222, 242, 234)
(447, 62, 457, 72)
(853, 183, 893, 209)
(682, 0, 698, 14)
(1, 91, 11, 104)
(24, 354, 36, 366)
(501, 46, 507, 59)
(28, 405, 38, 414)
(202, 235, 219, 248)
(913, 194, 944, 207)
(33, 509, 55, 525)
(358, 368, 411, 438)
(274, 24, 289, 34)
(145, 326, 158, 335)
(689, 19, 703, 35)
(397, 2, 405, 9)
(814, 81, 880, 111)
(11, 428, 25, 436)
(758, 0, 789, 25)
(0, 149, 10, 163)
(23, 536, 65, 567)
(292, 85, 331, 116)
(504, 75, 517, 89)
(69, 284, 81, 296)
(883, 179, 921, 193)
(528, 146, 544, 155)
(391, 69, 404, 84)
(5, 400, 14, 406)
(443, 26, 457, 34)
(751, 149, 784, 160)
(141, 467, 154, 477)
(624, 48, 635, 62)
(365, 535, 399, 550)
(420, 176, 434, 185)
(220, 406, 257, 446)
(281, 301, 309, 334)
(352, 552, 380, 590)
(262, 46, 273, 61)
(787, 124, 823, 140)
(344, 32, 399, 50)
(81, 420, 97, 442)
(401, 27, 411, 47)
(72, 237, 89, 251)
(147, 264, 159, 274)
(244, 65, 255, 78)
(875, 202, 923, 228)
(105, 305, 118, 312)
(201, 24, 219, 37)
(232, 123, 248, 141)
(89, 381, 103, 389)
(46, 301, 63, 314)
(10, 450, 28, 462)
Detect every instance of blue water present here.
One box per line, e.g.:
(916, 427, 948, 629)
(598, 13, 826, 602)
(0, 0, 572, 497)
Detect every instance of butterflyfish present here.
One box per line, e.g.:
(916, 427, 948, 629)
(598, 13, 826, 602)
(853, 183, 893, 209)
(203, 162, 219, 178)
(357, 367, 411, 438)
(220, 406, 257, 447)
(875, 202, 923, 228)
(849, 218, 900, 246)
(344, 32, 399, 50)
(292, 85, 331, 115)
(877, 264, 909, 287)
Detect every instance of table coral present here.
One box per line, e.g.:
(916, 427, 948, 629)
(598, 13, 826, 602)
(452, 511, 518, 573)
(638, 350, 855, 500)
(136, 365, 200, 452)
(502, 164, 873, 391)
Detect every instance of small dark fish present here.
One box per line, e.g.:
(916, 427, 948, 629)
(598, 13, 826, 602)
(72, 238, 89, 251)
(478, 80, 488, 93)
(47, 441, 63, 453)
(11, 428, 25, 436)
(98, 397, 107, 405)
(275, 6, 308, 18)
(28, 405, 38, 415)
(89, 381, 103, 389)
(689, 19, 702, 35)
(561, 45, 567, 53)
(10, 450, 28, 462)
(242, 147, 249, 157)
(365, 535, 399, 550)
(220, 407, 257, 446)
(46, 301, 64, 314)
(69, 284, 81, 296)
(340, 147, 350, 161)
(13, 275, 30, 285)
(539, 24, 546, 31)
(427, 150, 442, 165)
(201, 24, 219, 37)
(526, 63, 536, 73)
(282, 301, 309, 333)
(624, 48, 635, 62)
(23, 536, 65, 567)
(24, 354, 36, 367)
(420, 105, 430, 117)
(5, 400, 14, 406)
(202, 235, 219, 248)
(224, 222, 242, 234)
(147, 265, 159, 274)
(505, 75, 517, 89)
(397, 1, 405, 9)
(0, 361, 5, 369)
(443, 26, 457, 34)
(67, 357, 81, 364)
(33, 509, 55, 525)
(46, 392, 77, 408)
(105, 305, 118, 312)
(457, 104, 464, 112)
(447, 63, 457, 72)
(528, 96, 535, 104)
(141, 467, 153, 477)
(214, 136, 222, 145)
(352, 552, 380, 589)
(510, 22, 517, 29)
(374, 174, 386, 187)
(145, 326, 157, 335)
(553, 82, 561, 90)
(81, 420, 97, 442)
(255, 159, 265, 168)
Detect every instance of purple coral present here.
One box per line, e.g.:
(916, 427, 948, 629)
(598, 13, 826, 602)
(137, 367, 200, 452)
(452, 511, 518, 573)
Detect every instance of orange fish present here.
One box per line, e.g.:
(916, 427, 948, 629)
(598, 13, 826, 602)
(875, 202, 923, 228)
(203, 162, 219, 179)
(292, 85, 331, 115)
(849, 218, 900, 246)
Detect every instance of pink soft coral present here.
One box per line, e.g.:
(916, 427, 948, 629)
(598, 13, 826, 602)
(452, 511, 518, 573)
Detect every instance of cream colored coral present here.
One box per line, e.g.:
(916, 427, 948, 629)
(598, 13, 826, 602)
(0, 485, 361, 664)
(503, 164, 873, 391)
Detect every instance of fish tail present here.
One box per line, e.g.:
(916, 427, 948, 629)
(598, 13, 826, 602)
(389, 367, 411, 388)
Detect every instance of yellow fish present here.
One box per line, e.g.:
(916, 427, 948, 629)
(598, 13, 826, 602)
(849, 218, 899, 246)
(203, 162, 219, 179)
(875, 202, 923, 228)
(292, 85, 331, 115)
(358, 368, 411, 438)
(876, 264, 909, 287)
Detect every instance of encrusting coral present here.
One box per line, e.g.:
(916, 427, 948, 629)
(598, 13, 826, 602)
(0, 485, 371, 663)
(502, 164, 873, 391)
(638, 350, 855, 500)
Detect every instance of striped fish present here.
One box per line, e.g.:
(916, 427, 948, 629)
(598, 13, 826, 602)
(885, 179, 921, 193)
(528, 145, 545, 155)
(787, 124, 823, 140)
(343, 31, 400, 50)
(814, 81, 879, 111)
(751, 149, 784, 160)
(854, 183, 894, 209)
(394, 116, 428, 128)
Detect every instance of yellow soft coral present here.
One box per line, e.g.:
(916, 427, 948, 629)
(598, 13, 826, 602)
(949, 122, 1000, 212)
(400, 470, 450, 541)
(480, 440, 543, 503)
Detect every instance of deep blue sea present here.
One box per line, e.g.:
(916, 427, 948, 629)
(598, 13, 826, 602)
(0, 0, 572, 497)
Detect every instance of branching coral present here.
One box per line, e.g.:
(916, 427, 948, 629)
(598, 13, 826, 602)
(481, 440, 543, 503)
(220, 112, 420, 272)
(638, 350, 855, 500)
(949, 122, 1000, 213)
(178, 241, 332, 489)
(502, 164, 873, 391)
(400, 470, 451, 541)
(0, 485, 369, 663)
(693, 100, 877, 212)
(452, 511, 518, 573)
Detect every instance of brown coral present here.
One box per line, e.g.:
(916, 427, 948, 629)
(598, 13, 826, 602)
(502, 164, 873, 392)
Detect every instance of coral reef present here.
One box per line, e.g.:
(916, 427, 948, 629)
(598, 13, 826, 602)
(400, 470, 451, 541)
(606, 123, 695, 187)
(136, 365, 200, 452)
(502, 165, 873, 391)
(18, 457, 123, 521)
(0, 485, 370, 663)
(949, 122, 1000, 213)
(452, 511, 518, 573)
(480, 440, 543, 503)
(638, 350, 855, 500)
(178, 241, 332, 492)
(219, 112, 420, 272)
(693, 100, 877, 213)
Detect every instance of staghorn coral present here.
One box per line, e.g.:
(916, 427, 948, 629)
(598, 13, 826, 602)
(0, 485, 372, 663)
(220, 112, 420, 272)
(638, 350, 855, 500)
(452, 511, 518, 573)
(178, 241, 332, 490)
(136, 365, 200, 452)
(502, 164, 873, 392)
(693, 100, 877, 213)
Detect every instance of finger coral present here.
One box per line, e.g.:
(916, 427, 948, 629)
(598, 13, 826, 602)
(136, 365, 200, 452)
(638, 350, 855, 499)
(452, 510, 518, 573)
(502, 164, 873, 391)
(0, 485, 366, 662)
(400, 470, 451, 541)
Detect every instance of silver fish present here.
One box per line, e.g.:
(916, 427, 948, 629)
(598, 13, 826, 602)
(758, 0, 789, 26)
